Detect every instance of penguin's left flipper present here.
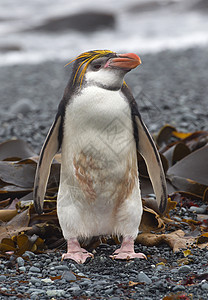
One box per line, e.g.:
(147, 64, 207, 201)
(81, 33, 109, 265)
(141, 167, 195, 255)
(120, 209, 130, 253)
(135, 114, 167, 214)
(33, 115, 62, 214)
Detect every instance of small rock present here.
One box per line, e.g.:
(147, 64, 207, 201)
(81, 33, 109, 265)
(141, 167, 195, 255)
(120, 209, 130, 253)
(30, 277, 41, 285)
(178, 265, 191, 273)
(28, 288, 45, 295)
(201, 282, 208, 290)
(172, 262, 178, 267)
(41, 278, 54, 284)
(151, 276, 159, 281)
(19, 266, 26, 272)
(0, 275, 6, 281)
(79, 279, 91, 287)
(189, 205, 207, 214)
(22, 251, 36, 259)
(171, 268, 178, 273)
(156, 264, 165, 271)
(68, 286, 81, 293)
(172, 285, 185, 292)
(50, 270, 57, 276)
(61, 270, 76, 282)
(137, 271, 152, 284)
(29, 266, 41, 273)
(17, 257, 25, 267)
(10, 99, 36, 115)
(54, 265, 69, 271)
(105, 287, 114, 294)
(46, 289, 66, 297)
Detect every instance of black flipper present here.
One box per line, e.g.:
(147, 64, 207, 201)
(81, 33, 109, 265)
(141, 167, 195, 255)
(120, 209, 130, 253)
(33, 115, 63, 214)
(122, 84, 167, 214)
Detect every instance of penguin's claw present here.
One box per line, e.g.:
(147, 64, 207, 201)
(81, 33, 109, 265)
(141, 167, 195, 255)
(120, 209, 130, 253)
(109, 236, 147, 261)
(110, 251, 147, 260)
(62, 238, 93, 263)
(62, 251, 93, 264)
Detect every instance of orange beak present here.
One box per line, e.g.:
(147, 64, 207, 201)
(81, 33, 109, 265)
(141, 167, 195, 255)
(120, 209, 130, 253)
(105, 53, 141, 71)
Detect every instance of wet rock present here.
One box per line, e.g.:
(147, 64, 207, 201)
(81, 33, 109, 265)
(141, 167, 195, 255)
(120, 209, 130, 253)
(172, 285, 185, 292)
(54, 265, 70, 271)
(190, 0, 208, 12)
(61, 270, 76, 282)
(201, 282, 208, 290)
(178, 265, 191, 273)
(29, 11, 115, 33)
(46, 289, 66, 297)
(17, 257, 25, 267)
(189, 205, 207, 214)
(0, 275, 6, 281)
(137, 271, 152, 284)
(0, 44, 21, 53)
(127, 0, 176, 13)
(29, 266, 41, 273)
(9, 99, 36, 115)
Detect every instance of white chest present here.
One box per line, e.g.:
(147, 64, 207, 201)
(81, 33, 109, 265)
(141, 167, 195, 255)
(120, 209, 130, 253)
(62, 86, 135, 159)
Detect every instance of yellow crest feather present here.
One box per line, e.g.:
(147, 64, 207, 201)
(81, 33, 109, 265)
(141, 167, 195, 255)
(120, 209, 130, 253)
(65, 50, 115, 87)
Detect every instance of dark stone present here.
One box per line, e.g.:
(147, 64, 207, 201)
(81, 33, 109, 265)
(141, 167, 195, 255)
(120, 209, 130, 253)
(190, 0, 208, 12)
(29, 11, 115, 33)
(0, 45, 21, 53)
(127, 0, 176, 13)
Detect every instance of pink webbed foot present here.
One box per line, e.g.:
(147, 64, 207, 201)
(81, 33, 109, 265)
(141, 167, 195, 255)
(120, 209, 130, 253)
(110, 236, 147, 261)
(62, 238, 94, 264)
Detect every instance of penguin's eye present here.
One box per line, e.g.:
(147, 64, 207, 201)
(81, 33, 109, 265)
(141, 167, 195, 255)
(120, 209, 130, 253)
(92, 64, 102, 71)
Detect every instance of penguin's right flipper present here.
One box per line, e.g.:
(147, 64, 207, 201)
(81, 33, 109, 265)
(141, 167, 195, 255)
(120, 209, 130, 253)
(33, 116, 62, 214)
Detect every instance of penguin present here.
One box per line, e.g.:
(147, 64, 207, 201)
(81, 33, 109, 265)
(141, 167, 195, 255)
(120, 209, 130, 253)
(33, 50, 167, 264)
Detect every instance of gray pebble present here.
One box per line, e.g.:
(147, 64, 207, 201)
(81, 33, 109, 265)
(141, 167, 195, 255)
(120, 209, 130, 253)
(50, 270, 57, 276)
(105, 287, 114, 294)
(189, 205, 207, 214)
(79, 279, 91, 287)
(10, 98, 36, 115)
(46, 289, 66, 297)
(28, 288, 45, 295)
(56, 279, 66, 284)
(110, 297, 120, 300)
(154, 280, 164, 288)
(31, 277, 41, 285)
(201, 282, 208, 290)
(54, 265, 69, 271)
(151, 276, 159, 281)
(68, 286, 81, 292)
(0, 275, 6, 281)
(19, 266, 26, 272)
(156, 265, 165, 271)
(17, 257, 25, 267)
(172, 285, 185, 292)
(171, 268, 178, 273)
(22, 251, 36, 259)
(29, 266, 41, 273)
(61, 270, 76, 281)
(178, 265, 191, 273)
(137, 271, 152, 284)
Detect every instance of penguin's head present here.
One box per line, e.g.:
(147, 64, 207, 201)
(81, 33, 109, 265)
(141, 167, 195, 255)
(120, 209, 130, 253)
(66, 50, 141, 91)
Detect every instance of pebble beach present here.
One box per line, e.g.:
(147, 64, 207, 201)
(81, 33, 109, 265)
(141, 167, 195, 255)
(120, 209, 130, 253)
(0, 0, 208, 299)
